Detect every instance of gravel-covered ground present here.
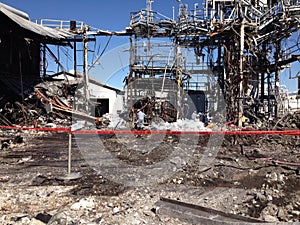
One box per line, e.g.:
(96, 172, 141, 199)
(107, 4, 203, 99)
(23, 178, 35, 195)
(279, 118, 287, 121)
(0, 118, 299, 225)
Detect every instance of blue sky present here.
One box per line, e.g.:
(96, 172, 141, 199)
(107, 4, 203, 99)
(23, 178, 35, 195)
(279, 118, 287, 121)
(1, 0, 299, 93)
(1, 0, 191, 31)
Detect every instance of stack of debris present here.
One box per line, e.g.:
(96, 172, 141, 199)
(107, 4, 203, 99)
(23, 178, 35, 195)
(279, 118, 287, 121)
(130, 96, 178, 124)
(1, 76, 299, 131)
(0, 79, 80, 128)
(273, 111, 300, 130)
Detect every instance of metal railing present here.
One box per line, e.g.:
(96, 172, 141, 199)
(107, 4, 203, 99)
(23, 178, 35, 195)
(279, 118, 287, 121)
(37, 19, 87, 30)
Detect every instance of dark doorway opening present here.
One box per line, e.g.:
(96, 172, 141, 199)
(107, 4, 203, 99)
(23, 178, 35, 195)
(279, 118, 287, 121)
(92, 98, 109, 117)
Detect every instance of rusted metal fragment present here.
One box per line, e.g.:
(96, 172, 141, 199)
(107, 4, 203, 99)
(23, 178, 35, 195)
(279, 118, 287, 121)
(156, 197, 276, 225)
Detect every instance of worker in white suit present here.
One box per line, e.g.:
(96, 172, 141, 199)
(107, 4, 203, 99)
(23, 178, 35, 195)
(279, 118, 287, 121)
(136, 109, 145, 130)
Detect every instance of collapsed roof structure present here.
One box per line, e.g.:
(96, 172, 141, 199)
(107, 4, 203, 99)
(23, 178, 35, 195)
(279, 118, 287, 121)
(0, 2, 121, 126)
(0, 2, 82, 106)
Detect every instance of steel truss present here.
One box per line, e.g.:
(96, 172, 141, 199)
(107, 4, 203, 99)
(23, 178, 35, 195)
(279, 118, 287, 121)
(127, 0, 300, 126)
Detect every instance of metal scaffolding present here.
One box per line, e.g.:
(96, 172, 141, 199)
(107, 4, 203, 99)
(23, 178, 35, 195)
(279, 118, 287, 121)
(126, 0, 300, 126)
(36, 0, 300, 126)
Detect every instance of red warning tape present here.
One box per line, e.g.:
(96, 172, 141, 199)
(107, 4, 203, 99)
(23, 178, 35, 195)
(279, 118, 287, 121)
(0, 125, 70, 132)
(0, 125, 299, 135)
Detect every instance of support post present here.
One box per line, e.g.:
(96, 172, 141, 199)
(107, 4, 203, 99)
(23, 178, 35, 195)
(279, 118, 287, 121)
(175, 42, 182, 120)
(56, 131, 82, 181)
(267, 70, 271, 118)
(274, 42, 280, 117)
(83, 27, 90, 113)
(129, 35, 133, 110)
(68, 132, 72, 175)
(19, 50, 24, 102)
(43, 43, 46, 79)
(238, 20, 245, 127)
(74, 40, 77, 77)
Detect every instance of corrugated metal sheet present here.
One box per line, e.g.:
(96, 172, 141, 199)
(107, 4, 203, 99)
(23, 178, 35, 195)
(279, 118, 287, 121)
(0, 3, 30, 20)
(0, 6, 74, 40)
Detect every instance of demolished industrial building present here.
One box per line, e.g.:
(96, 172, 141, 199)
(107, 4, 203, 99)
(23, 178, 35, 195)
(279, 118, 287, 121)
(0, 0, 300, 224)
(0, 0, 299, 128)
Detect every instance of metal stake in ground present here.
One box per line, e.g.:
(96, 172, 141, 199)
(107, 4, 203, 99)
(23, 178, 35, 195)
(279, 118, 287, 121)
(56, 123, 84, 180)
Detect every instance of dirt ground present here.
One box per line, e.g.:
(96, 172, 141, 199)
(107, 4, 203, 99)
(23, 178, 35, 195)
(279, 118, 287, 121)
(0, 125, 299, 224)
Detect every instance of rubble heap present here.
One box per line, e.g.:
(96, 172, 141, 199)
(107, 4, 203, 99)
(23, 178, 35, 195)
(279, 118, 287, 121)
(273, 111, 300, 130)
(0, 81, 74, 127)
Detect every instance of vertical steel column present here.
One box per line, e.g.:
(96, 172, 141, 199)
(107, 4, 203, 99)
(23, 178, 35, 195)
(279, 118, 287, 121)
(83, 27, 90, 113)
(260, 72, 264, 109)
(274, 42, 280, 117)
(43, 43, 46, 78)
(19, 50, 24, 102)
(175, 41, 182, 119)
(74, 40, 77, 77)
(129, 35, 133, 111)
(218, 44, 224, 91)
(68, 132, 72, 175)
(267, 70, 271, 118)
(238, 21, 245, 127)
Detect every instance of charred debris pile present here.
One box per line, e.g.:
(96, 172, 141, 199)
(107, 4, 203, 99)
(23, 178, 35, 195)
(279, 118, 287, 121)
(0, 78, 80, 128)
(0, 77, 299, 131)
